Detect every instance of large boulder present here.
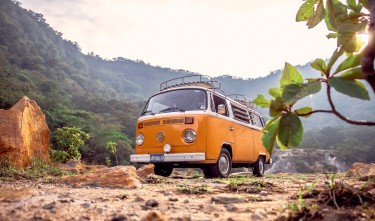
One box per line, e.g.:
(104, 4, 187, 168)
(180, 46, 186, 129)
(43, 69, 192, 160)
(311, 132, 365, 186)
(0, 96, 50, 168)
(346, 162, 375, 177)
(60, 166, 143, 188)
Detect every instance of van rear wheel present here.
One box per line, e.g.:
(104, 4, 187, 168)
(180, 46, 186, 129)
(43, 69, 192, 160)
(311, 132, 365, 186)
(208, 148, 232, 178)
(154, 164, 173, 177)
(253, 156, 265, 177)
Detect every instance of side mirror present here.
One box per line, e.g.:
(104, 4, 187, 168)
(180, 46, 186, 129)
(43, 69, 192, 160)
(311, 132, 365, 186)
(218, 104, 226, 115)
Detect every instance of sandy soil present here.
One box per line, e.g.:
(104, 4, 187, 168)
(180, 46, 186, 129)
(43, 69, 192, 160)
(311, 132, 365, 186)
(0, 173, 371, 221)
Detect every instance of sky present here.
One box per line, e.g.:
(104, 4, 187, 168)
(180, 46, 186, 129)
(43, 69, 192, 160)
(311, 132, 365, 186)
(20, 0, 337, 79)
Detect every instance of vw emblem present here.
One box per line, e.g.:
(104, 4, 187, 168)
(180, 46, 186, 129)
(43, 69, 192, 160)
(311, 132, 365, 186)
(156, 131, 165, 142)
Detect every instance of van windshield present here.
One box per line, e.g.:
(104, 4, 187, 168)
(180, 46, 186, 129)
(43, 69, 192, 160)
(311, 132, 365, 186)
(142, 89, 207, 116)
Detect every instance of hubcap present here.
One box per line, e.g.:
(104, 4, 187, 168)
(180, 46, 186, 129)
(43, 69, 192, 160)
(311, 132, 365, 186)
(219, 154, 230, 175)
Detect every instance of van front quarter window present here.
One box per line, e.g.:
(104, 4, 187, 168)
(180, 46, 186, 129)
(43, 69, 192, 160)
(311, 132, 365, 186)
(142, 89, 207, 116)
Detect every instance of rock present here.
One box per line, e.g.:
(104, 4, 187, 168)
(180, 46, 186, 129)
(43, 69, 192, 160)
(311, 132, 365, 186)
(145, 199, 159, 208)
(60, 166, 143, 188)
(142, 210, 166, 221)
(211, 196, 246, 204)
(259, 191, 268, 196)
(58, 159, 82, 174)
(346, 162, 375, 177)
(266, 149, 348, 174)
(0, 96, 50, 168)
(137, 164, 155, 178)
(42, 202, 56, 210)
(111, 215, 128, 221)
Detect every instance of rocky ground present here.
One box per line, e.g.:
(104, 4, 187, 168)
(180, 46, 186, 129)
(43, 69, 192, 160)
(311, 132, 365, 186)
(1, 167, 374, 221)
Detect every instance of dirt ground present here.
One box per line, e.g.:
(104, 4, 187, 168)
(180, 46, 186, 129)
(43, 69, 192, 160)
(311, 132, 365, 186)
(0, 172, 373, 221)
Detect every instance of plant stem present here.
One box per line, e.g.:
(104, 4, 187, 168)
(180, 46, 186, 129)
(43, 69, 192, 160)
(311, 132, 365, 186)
(296, 84, 375, 126)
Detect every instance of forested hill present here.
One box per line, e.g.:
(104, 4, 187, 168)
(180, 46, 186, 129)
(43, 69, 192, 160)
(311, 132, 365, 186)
(1, 0, 374, 165)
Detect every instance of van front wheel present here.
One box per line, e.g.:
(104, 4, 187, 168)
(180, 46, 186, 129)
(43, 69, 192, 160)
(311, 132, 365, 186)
(209, 148, 232, 178)
(253, 156, 265, 177)
(154, 164, 173, 177)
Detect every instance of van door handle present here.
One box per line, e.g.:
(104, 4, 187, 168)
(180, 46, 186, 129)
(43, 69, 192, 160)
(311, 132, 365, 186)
(229, 127, 234, 131)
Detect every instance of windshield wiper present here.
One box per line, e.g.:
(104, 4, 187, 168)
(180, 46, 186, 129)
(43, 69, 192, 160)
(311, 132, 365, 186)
(141, 110, 155, 116)
(159, 107, 185, 113)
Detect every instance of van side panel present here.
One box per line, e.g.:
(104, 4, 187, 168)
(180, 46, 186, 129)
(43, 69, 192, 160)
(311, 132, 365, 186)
(232, 124, 253, 162)
(206, 114, 234, 160)
(252, 129, 269, 161)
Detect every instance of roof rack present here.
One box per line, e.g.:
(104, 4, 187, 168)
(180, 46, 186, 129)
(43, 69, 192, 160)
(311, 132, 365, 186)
(160, 75, 221, 91)
(227, 94, 256, 109)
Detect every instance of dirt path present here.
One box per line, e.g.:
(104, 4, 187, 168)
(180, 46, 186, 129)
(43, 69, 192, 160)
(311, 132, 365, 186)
(0, 173, 367, 221)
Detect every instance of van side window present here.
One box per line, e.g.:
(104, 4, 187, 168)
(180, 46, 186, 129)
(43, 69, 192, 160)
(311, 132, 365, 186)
(212, 94, 228, 117)
(251, 114, 264, 127)
(231, 104, 250, 123)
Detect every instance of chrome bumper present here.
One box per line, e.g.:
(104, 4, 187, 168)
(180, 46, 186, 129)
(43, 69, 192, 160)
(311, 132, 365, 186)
(130, 152, 205, 163)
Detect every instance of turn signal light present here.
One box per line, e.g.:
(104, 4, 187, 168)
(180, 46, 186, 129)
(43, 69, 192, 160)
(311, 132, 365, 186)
(185, 117, 194, 124)
(138, 122, 144, 129)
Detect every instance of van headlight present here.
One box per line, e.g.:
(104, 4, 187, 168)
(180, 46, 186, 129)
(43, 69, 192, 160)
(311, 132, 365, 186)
(183, 129, 196, 143)
(136, 133, 144, 146)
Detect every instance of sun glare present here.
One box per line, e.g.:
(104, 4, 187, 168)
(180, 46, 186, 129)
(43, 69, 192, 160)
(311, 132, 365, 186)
(358, 33, 369, 45)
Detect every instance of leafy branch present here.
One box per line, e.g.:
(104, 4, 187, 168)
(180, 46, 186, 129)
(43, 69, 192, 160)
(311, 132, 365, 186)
(253, 0, 375, 153)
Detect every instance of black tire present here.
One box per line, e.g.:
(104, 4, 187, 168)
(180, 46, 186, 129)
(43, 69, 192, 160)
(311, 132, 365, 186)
(202, 168, 213, 178)
(154, 164, 173, 177)
(253, 156, 265, 177)
(208, 148, 232, 178)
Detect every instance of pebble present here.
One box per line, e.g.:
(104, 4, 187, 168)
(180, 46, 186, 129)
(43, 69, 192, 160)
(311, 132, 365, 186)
(169, 198, 178, 202)
(42, 202, 56, 210)
(259, 191, 268, 196)
(81, 203, 91, 208)
(145, 199, 159, 208)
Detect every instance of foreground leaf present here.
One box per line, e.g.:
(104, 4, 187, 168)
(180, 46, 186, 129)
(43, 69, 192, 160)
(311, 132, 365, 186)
(325, 0, 348, 31)
(311, 58, 327, 74)
(268, 87, 283, 98)
(334, 51, 363, 75)
(340, 67, 365, 79)
(296, 0, 316, 21)
(278, 112, 304, 147)
(270, 97, 284, 117)
(282, 81, 322, 105)
(280, 63, 303, 88)
(295, 106, 313, 118)
(328, 77, 370, 100)
(253, 94, 271, 108)
(262, 119, 280, 153)
(307, 0, 326, 28)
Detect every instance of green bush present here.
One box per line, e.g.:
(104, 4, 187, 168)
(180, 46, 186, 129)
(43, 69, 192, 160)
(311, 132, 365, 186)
(50, 149, 70, 163)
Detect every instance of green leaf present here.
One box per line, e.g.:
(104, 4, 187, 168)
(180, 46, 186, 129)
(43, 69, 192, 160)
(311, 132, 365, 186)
(325, 0, 348, 31)
(347, 0, 357, 10)
(295, 106, 313, 118)
(253, 94, 271, 108)
(311, 58, 327, 74)
(278, 112, 304, 147)
(328, 77, 370, 100)
(338, 32, 364, 53)
(340, 67, 365, 79)
(326, 33, 338, 39)
(270, 97, 284, 117)
(334, 51, 363, 74)
(282, 81, 322, 105)
(262, 119, 280, 153)
(327, 47, 344, 71)
(276, 135, 288, 151)
(268, 87, 283, 98)
(280, 63, 303, 88)
(307, 0, 326, 28)
(296, 0, 316, 22)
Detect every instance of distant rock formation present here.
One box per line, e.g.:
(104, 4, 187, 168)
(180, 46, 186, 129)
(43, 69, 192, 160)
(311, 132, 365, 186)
(266, 149, 349, 174)
(0, 96, 50, 168)
(60, 166, 143, 188)
(346, 162, 375, 178)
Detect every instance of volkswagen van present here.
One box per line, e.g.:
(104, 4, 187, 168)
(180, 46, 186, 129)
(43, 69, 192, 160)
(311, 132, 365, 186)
(130, 75, 271, 178)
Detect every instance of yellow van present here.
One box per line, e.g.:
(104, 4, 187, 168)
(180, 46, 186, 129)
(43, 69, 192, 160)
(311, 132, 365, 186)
(130, 75, 271, 178)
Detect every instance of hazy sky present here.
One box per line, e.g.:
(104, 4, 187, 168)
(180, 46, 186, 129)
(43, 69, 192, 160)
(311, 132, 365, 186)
(20, 0, 336, 78)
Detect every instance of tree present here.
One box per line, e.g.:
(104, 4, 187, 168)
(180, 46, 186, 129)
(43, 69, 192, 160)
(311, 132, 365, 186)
(54, 127, 90, 161)
(106, 141, 118, 166)
(254, 0, 375, 152)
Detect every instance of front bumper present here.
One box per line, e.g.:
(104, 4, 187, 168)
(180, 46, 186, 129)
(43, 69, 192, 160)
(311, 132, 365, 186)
(130, 152, 205, 163)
